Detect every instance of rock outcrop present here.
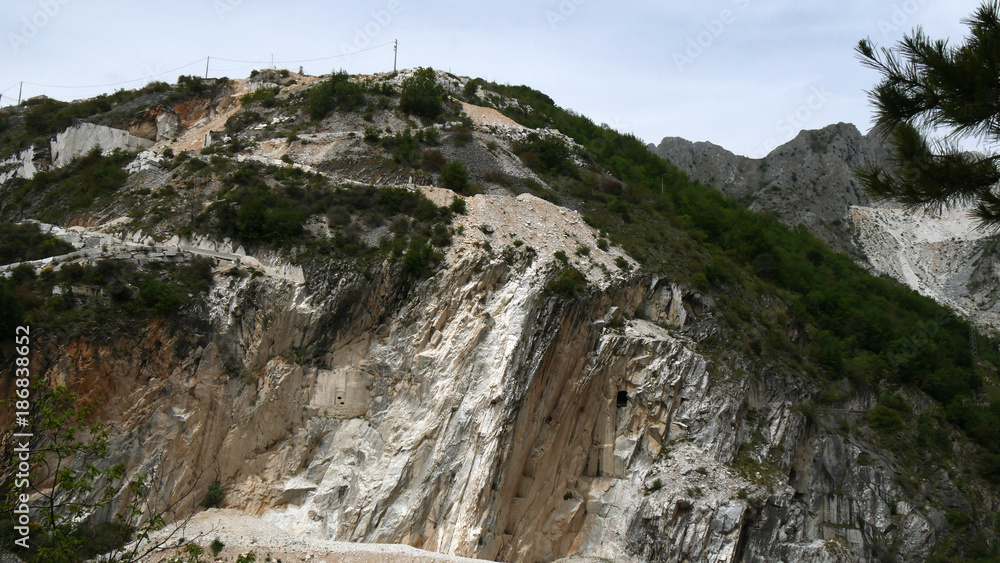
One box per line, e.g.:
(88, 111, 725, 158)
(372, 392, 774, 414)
(651, 124, 1000, 332)
(650, 123, 891, 260)
(50, 122, 154, 167)
(23, 187, 980, 562)
(5, 72, 997, 563)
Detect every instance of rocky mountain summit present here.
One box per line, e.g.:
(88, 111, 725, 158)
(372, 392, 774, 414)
(651, 123, 890, 259)
(651, 125, 1000, 331)
(1, 69, 998, 562)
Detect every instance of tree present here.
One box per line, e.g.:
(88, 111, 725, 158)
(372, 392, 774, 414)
(399, 68, 444, 120)
(440, 161, 469, 194)
(1, 385, 207, 562)
(855, 2, 1000, 228)
(306, 71, 363, 121)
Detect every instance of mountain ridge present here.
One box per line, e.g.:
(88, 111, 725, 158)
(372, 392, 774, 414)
(650, 122, 891, 260)
(0, 68, 998, 562)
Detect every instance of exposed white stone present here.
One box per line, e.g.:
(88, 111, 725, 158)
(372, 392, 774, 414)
(126, 150, 165, 174)
(51, 122, 154, 168)
(0, 145, 38, 183)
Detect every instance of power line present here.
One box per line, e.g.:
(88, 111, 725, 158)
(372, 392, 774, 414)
(3, 42, 398, 106)
(22, 57, 207, 90)
(209, 42, 395, 65)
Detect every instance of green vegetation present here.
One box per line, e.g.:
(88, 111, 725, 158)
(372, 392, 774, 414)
(399, 67, 445, 119)
(0, 256, 215, 345)
(240, 86, 280, 108)
(195, 162, 454, 270)
(856, 3, 1000, 227)
(440, 161, 470, 193)
(514, 133, 573, 175)
(0, 81, 169, 159)
(6, 148, 129, 222)
(463, 77, 485, 101)
(0, 386, 174, 562)
(167, 75, 228, 105)
(207, 182, 306, 244)
(471, 78, 1000, 483)
(306, 70, 364, 120)
(201, 480, 226, 509)
(545, 265, 587, 299)
(402, 235, 443, 277)
(380, 129, 422, 167)
(0, 222, 74, 266)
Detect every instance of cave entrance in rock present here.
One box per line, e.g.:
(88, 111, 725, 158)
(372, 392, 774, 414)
(616, 391, 629, 408)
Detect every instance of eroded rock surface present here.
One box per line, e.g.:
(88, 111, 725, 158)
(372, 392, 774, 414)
(24, 189, 973, 563)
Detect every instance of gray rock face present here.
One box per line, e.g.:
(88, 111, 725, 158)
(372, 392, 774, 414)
(50, 122, 154, 167)
(40, 195, 976, 561)
(651, 125, 1000, 330)
(0, 145, 42, 183)
(650, 123, 891, 259)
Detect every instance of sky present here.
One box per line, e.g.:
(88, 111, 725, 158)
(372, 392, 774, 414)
(0, 0, 987, 158)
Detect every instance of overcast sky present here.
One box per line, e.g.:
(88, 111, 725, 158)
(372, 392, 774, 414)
(1, 0, 986, 157)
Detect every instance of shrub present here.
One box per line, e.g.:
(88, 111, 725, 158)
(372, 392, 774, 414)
(240, 86, 280, 107)
(167, 75, 226, 103)
(481, 170, 510, 186)
(382, 130, 421, 167)
(449, 197, 466, 215)
(546, 265, 587, 298)
(17, 148, 130, 222)
(866, 404, 904, 432)
(139, 277, 183, 313)
(422, 127, 441, 145)
(422, 149, 446, 173)
(452, 125, 473, 147)
(402, 236, 442, 277)
(440, 161, 469, 193)
(430, 224, 452, 247)
(400, 67, 444, 119)
(0, 222, 75, 266)
(463, 78, 485, 100)
(0, 285, 25, 337)
(306, 71, 364, 120)
(211, 538, 225, 556)
(201, 480, 226, 508)
(208, 183, 305, 245)
(514, 133, 572, 174)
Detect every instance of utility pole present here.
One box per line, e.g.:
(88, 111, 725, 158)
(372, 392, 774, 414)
(205, 56, 210, 79)
(17, 81, 22, 105)
(393, 39, 398, 73)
